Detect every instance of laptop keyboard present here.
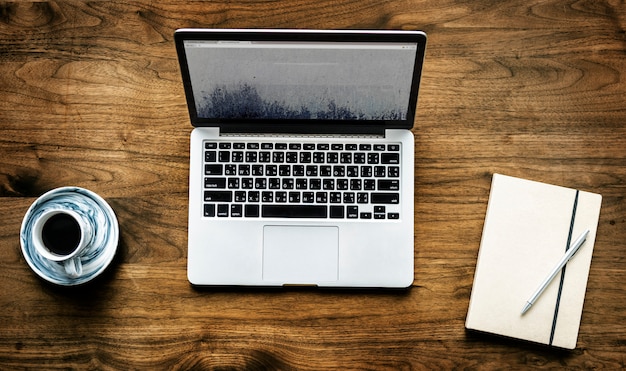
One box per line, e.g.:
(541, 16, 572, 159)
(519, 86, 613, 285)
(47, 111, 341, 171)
(202, 140, 402, 220)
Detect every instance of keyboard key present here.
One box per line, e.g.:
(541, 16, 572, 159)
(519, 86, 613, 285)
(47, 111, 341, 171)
(259, 152, 271, 162)
(204, 204, 215, 217)
(261, 191, 273, 202)
(347, 206, 359, 218)
(333, 166, 345, 177)
(225, 164, 237, 175)
(279, 165, 290, 176)
(205, 178, 226, 189)
(205, 142, 217, 149)
(252, 165, 264, 176)
(205, 164, 223, 175)
(218, 151, 230, 162)
(378, 180, 399, 190)
(217, 204, 229, 217)
(262, 205, 327, 218)
(286, 152, 298, 163)
(330, 206, 344, 218)
(381, 153, 400, 164)
(275, 192, 287, 203)
(388, 166, 400, 177)
(359, 144, 371, 151)
(245, 204, 259, 217)
(242, 178, 254, 189)
(265, 165, 277, 176)
(347, 166, 359, 177)
(360, 166, 372, 177)
(238, 165, 250, 175)
(289, 192, 301, 203)
(293, 165, 304, 176)
(371, 193, 400, 204)
(357, 192, 368, 203)
(232, 151, 244, 162)
(296, 178, 308, 189)
(269, 178, 281, 189)
(299, 152, 311, 163)
(248, 191, 259, 202)
(231, 204, 243, 217)
(273, 152, 284, 163)
(245, 152, 257, 162)
(205, 151, 216, 162)
(309, 179, 321, 190)
(374, 166, 385, 177)
(204, 191, 232, 202)
(313, 152, 324, 163)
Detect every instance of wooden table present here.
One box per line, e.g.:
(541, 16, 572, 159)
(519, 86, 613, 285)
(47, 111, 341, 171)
(1, 1, 625, 368)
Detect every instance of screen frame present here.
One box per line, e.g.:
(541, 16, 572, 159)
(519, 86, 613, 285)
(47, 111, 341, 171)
(174, 29, 427, 134)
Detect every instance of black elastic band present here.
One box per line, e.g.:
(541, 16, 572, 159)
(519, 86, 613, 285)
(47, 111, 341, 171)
(549, 190, 579, 345)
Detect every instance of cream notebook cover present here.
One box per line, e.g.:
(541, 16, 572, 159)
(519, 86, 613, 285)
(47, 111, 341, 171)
(466, 174, 602, 349)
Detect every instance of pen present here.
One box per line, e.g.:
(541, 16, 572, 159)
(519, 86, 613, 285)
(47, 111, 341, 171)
(521, 229, 590, 315)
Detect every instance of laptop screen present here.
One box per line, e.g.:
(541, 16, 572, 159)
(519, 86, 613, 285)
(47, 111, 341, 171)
(175, 30, 427, 133)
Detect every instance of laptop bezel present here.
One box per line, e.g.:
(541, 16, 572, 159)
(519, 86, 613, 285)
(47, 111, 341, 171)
(174, 29, 427, 135)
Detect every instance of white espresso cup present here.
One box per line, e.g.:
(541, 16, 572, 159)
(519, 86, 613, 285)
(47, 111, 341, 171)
(31, 209, 94, 278)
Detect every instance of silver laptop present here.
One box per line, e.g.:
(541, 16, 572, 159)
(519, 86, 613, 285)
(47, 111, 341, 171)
(175, 29, 427, 287)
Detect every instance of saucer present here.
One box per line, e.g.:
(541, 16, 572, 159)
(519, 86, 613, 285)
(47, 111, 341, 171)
(20, 187, 119, 286)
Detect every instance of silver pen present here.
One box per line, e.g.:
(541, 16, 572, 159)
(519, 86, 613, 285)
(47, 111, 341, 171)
(521, 229, 590, 315)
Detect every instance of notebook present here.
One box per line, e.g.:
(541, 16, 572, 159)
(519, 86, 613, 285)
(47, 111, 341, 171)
(466, 174, 602, 349)
(174, 29, 427, 287)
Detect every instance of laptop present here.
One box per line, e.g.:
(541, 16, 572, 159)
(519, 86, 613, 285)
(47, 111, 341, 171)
(174, 29, 427, 287)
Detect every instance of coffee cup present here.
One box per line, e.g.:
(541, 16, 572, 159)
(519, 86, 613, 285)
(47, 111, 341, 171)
(31, 209, 94, 278)
(20, 186, 119, 286)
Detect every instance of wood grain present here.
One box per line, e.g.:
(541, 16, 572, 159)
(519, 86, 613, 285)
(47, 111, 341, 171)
(1, 0, 625, 369)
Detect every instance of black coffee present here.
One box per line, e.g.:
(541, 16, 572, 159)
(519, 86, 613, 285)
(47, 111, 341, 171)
(41, 213, 82, 256)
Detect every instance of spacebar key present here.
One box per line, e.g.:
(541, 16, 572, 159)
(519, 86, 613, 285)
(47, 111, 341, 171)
(262, 205, 327, 218)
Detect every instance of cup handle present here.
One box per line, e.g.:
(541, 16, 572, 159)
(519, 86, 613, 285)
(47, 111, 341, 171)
(64, 257, 83, 278)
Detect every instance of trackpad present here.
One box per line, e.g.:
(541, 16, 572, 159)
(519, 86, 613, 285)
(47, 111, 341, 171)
(263, 226, 339, 284)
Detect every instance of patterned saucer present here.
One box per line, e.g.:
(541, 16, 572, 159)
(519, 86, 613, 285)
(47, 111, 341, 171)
(20, 187, 119, 286)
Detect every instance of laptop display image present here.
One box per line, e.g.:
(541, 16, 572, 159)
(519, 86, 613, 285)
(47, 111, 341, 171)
(175, 29, 427, 287)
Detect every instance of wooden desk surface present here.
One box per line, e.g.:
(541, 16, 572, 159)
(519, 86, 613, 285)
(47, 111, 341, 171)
(1, 1, 625, 369)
